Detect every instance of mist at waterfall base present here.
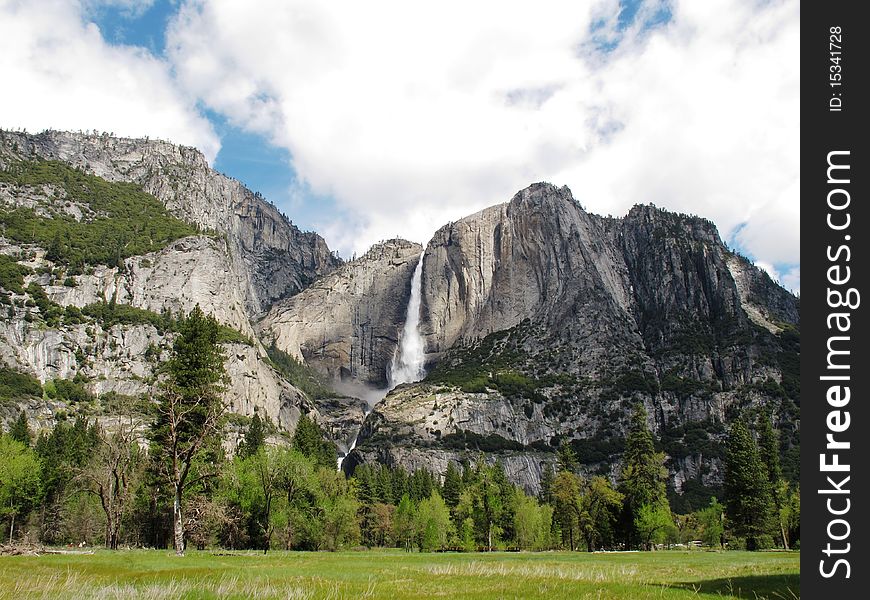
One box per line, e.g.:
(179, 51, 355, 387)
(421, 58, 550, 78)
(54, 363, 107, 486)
(337, 253, 427, 470)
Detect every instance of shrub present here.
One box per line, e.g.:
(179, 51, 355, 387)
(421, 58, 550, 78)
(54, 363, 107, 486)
(0, 159, 199, 267)
(0, 255, 31, 294)
(0, 367, 43, 400)
(266, 343, 335, 400)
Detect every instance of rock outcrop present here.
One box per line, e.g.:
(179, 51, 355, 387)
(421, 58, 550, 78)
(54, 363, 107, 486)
(1, 130, 800, 501)
(260, 239, 423, 387)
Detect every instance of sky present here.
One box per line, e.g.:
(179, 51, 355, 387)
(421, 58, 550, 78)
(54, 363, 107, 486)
(0, 0, 799, 292)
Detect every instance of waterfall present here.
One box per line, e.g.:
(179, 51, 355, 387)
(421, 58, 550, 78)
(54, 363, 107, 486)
(389, 252, 426, 386)
(337, 432, 360, 470)
(338, 251, 427, 471)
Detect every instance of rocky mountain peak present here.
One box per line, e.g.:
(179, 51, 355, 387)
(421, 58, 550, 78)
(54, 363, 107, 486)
(359, 238, 421, 262)
(507, 181, 574, 208)
(349, 182, 799, 496)
(1, 129, 340, 316)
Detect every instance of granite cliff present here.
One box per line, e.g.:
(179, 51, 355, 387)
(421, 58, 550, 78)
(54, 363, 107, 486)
(0, 130, 347, 438)
(259, 239, 423, 388)
(348, 183, 799, 502)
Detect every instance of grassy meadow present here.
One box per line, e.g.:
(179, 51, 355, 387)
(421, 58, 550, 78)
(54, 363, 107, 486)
(0, 549, 799, 599)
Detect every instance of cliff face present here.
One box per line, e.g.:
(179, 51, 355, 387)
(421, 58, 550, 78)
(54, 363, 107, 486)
(352, 183, 800, 496)
(259, 240, 423, 387)
(420, 184, 638, 361)
(2, 130, 340, 316)
(0, 130, 342, 437)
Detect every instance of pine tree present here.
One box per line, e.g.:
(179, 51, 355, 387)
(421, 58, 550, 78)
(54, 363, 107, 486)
(150, 305, 228, 556)
(240, 412, 266, 459)
(291, 414, 336, 469)
(724, 419, 774, 550)
(618, 404, 668, 548)
(757, 412, 782, 485)
(757, 412, 788, 548)
(9, 412, 31, 447)
(557, 441, 579, 473)
(442, 462, 462, 508)
(539, 462, 556, 505)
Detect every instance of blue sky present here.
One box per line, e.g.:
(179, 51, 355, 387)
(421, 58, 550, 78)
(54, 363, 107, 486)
(0, 0, 800, 291)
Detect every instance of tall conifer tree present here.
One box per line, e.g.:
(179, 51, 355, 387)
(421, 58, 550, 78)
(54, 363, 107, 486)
(724, 419, 774, 550)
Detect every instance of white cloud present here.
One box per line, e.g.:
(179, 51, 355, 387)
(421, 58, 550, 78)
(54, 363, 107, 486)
(0, 0, 219, 162)
(1, 0, 798, 279)
(167, 0, 799, 271)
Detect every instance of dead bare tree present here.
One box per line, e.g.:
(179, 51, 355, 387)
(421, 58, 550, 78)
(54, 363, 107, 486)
(77, 416, 143, 549)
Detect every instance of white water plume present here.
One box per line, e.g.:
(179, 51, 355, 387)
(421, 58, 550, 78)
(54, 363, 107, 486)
(389, 252, 427, 386)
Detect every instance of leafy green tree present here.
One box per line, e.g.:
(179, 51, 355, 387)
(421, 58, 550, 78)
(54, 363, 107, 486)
(394, 494, 416, 551)
(0, 435, 42, 543)
(724, 419, 774, 550)
(291, 414, 336, 469)
(696, 497, 724, 549)
(635, 503, 674, 550)
(225, 447, 293, 553)
(463, 462, 504, 551)
(578, 476, 623, 551)
(314, 468, 360, 551)
(8, 412, 31, 447)
(513, 489, 552, 551)
(239, 413, 266, 459)
(415, 491, 452, 551)
(618, 404, 668, 548)
(276, 449, 315, 549)
(363, 502, 395, 548)
(456, 516, 476, 552)
(150, 305, 228, 556)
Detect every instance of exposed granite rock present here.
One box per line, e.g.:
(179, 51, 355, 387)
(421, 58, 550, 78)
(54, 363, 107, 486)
(0, 130, 340, 316)
(0, 131, 801, 498)
(312, 396, 370, 454)
(726, 254, 799, 333)
(0, 130, 342, 440)
(420, 183, 643, 372)
(37, 236, 254, 338)
(0, 308, 312, 431)
(260, 239, 423, 386)
(352, 183, 800, 495)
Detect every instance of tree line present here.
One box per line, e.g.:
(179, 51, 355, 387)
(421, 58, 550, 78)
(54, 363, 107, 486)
(1, 307, 798, 553)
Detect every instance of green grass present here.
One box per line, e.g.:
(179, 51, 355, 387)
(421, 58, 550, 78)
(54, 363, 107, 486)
(0, 549, 799, 599)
